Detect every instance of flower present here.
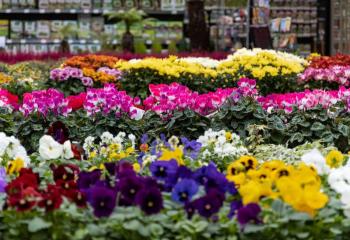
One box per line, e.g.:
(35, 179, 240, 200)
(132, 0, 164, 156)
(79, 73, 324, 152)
(39, 135, 63, 160)
(63, 141, 74, 159)
(237, 203, 261, 225)
(228, 200, 243, 219)
(47, 121, 69, 144)
(149, 160, 178, 182)
(159, 147, 185, 165)
(77, 170, 101, 191)
(117, 176, 144, 206)
(53, 164, 79, 183)
(0, 168, 7, 193)
(135, 187, 163, 215)
(192, 189, 224, 218)
(171, 179, 199, 204)
(88, 185, 117, 218)
(38, 184, 62, 211)
(6, 157, 24, 175)
(326, 150, 344, 168)
(181, 137, 202, 159)
(301, 148, 330, 175)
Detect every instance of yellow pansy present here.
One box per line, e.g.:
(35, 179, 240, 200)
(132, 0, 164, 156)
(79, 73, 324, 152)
(326, 150, 344, 168)
(159, 147, 184, 165)
(6, 157, 25, 175)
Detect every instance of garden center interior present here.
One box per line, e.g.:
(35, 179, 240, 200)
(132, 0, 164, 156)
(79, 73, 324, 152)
(0, 0, 343, 55)
(2, 0, 350, 239)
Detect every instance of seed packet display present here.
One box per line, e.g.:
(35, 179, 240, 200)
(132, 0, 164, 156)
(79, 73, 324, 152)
(24, 21, 36, 38)
(78, 15, 91, 39)
(1, 0, 11, 9)
(112, 0, 122, 8)
(38, 0, 49, 9)
(0, 20, 8, 37)
(161, 0, 171, 11)
(93, 0, 102, 8)
(103, 0, 113, 9)
(142, 20, 156, 39)
(81, 0, 92, 9)
(10, 21, 23, 39)
(48, 0, 57, 9)
(91, 17, 104, 33)
(124, 0, 135, 8)
(155, 21, 167, 40)
(141, 0, 152, 9)
(36, 21, 51, 39)
(50, 21, 62, 39)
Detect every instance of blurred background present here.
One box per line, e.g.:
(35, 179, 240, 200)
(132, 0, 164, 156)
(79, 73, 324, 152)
(0, 0, 346, 57)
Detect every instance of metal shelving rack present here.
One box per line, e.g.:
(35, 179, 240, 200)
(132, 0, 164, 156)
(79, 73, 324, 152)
(330, 0, 350, 54)
(0, 1, 185, 53)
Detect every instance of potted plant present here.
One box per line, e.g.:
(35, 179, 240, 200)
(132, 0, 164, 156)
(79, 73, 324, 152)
(105, 8, 147, 53)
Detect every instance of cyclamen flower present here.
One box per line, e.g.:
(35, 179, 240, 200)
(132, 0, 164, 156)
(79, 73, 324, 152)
(83, 84, 137, 119)
(0, 89, 19, 111)
(20, 89, 71, 116)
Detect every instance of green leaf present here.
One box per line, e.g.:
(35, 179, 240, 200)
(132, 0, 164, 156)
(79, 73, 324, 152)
(123, 219, 141, 231)
(338, 124, 350, 137)
(311, 122, 325, 131)
(27, 217, 52, 232)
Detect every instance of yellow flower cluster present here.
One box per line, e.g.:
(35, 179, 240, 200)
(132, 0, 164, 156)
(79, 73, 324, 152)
(326, 149, 344, 168)
(227, 156, 328, 216)
(218, 48, 307, 80)
(88, 143, 135, 162)
(82, 68, 117, 84)
(0, 72, 13, 84)
(115, 56, 218, 79)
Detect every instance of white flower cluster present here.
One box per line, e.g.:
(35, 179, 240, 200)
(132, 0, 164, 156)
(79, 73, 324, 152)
(300, 148, 330, 175)
(197, 129, 248, 159)
(179, 57, 220, 68)
(225, 48, 308, 65)
(39, 135, 74, 160)
(83, 131, 136, 157)
(0, 132, 30, 166)
(328, 166, 350, 217)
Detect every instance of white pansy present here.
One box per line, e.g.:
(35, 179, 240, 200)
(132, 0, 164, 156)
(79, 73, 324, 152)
(101, 132, 114, 145)
(39, 135, 63, 160)
(301, 148, 329, 175)
(128, 134, 136, 148)
(0, 132, 30, 165)
(63, 140, 74, 159)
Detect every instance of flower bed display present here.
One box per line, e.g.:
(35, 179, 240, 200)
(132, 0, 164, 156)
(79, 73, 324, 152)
(0, 130, 349, 239)
(2, 51, 350, 239)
